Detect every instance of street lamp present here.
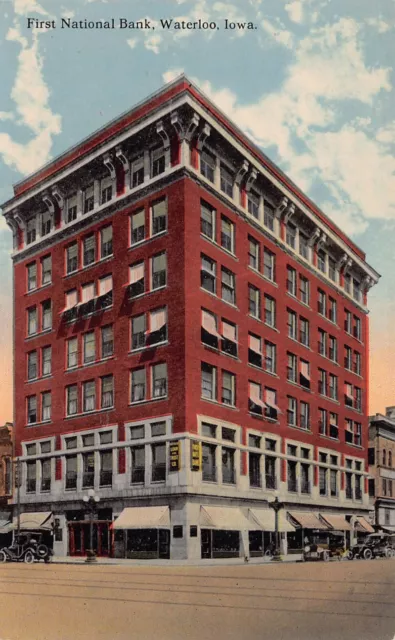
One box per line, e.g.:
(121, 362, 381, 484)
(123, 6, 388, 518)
(268, 497, 283, 562)
(83, 489, 100, 563)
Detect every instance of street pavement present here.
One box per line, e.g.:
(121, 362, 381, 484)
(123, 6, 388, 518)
(0, 559, 394, 640)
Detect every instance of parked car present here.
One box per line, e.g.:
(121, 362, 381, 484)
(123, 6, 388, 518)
(350, 533, 395, 560)
(302, 533, 352, 562)
(0, 533, 52, 564)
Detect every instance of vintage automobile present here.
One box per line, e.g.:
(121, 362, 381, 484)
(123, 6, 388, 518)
(0, 533, 52, 564)
(350, 533, 395, 560)
(302, 533, 352, 562)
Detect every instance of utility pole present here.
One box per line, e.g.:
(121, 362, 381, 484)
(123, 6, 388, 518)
(15, 457, 21, 538)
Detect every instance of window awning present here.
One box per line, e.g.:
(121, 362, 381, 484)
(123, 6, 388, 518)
(288, 511, 330, 530)
(199, 506, 251, 530)
(355, 516, 374, 533)
(1, 512, 54, 533)
(112, 506, 170, 529)
(249, 509, 295, 532)
(320, 514, 352, 531)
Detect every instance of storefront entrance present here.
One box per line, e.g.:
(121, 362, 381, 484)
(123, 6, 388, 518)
(201, 529, 240, 559)
(114, 528, 170, 559)
(249, 531, 275, 557)
(68, 521, 112, 557)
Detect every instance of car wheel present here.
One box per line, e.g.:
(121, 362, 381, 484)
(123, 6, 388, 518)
(0, 550, 7, 563)
(345, 550, 353, 560)
(322, 550, 330, 562)
(36, 544, 49, 559)
(363, 548, 373, 560)
(385, 548, 393, 558)
(24, 550, 35, 564)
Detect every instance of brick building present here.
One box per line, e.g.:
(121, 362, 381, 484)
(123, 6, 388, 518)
(0, 423, 13, 509)
(1, 76, 379, 559)
(369, 408, 395, 531)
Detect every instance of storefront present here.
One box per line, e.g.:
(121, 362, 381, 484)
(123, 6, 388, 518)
(199, 506, 250, 559)
(68, 520, 112, 557)
(248, 508, 295, 556)
(112, 506, 171, 559)
(287, 511, 330, 552)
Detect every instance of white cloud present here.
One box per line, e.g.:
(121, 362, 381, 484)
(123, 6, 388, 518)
(0, 112, 14, 122)
(61, 10, 75, 20)
(14, 0, 48, 16)
(376, 122, 395, 145)
(126, 38, 137, 49)
(285, 1, 303, 24)
(366, 17, 391, 33)
(261, 18, 295, 48)
(144, 34, 162, 54)
(162, 68, 184, 83)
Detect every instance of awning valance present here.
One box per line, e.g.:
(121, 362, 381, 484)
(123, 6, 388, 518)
(320, 514, 352, 532)
(199, 506, 251, 530)
(112, 506, 170, 530)
(249, 509, 295, 532)
(288, 511, 330, 530)
(355, 516, 374, 533)
(0, 512, 54, 533)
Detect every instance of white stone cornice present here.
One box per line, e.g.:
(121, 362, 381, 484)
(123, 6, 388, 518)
(115, 146, 129, 170)
(308, 228, 321, 247)
(51, 186, 64, 208)
(275, 196, 288, 219)
(245, 167, 258, 193)
(156, 120, 170, 149)
(185, 113, 200, 142)
(283, 202, 296, 225)
(235, 160, 249, 186)
(103, 152, 116, 179)
(196, 123, 211, 151)
(42, 193, 54, 214)
(170, 111, 185, 139)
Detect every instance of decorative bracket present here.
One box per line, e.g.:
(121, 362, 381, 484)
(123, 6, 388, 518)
(362, 275, 374, 293)
(13, 209, 26, 231)
(51, 186, 64, 208)
(336, 253, 349, 271)
(245, 167, 258, 193)
(185, 113, 200, 142)
(235, 160, 249, 186)
(275, 196, 288, 219)
(196, 123, 211, 151)
(308, 228, 321, 247)
(170, 111, 185, 139)
(115, 146, 129, 170)
(283, 203, 296, 225)
(343, 258, 353, 275)
(103, 152, 116, 179)
(156, 120, 170, 149)
(42, 193, 54, 214)
(316, 232, 327, 251)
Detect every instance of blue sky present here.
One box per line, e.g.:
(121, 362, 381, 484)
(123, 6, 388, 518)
(0, 0, 394, 420)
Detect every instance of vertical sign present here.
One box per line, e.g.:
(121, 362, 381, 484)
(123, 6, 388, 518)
(169, 441, 181, 471)
(191, 441, 202, 471)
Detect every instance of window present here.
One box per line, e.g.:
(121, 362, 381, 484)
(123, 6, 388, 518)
(83, 380, 96, 412)
(355, 387, 362, 412)
(354, 316, 362, 340)
(353, 279, 361, 303)
(131, 446, 145, 484)
(202, 422, 216, 438)
(200, 149, 215, 182)
(151, 199, 167, 235)
(299, 233, 309, 259)
(39, 457, 51, 492)
(101, 375, 114, 408)
(317, 249, 326, 273)
(131, 368, 146, 403)
(201, 255, 216, 294)
(151, 253, 167, 290)
(83, 184, 94, 213)
(354, 352, 362, 375)
(41, 256, 52, 286)
(66, 243, 78, 274)
(27, 263, 37, 291)
(345, 346, 352, 370)
(82, 451, 95, 489)
(130, 425, 144, 440)
(101, 177, 112, 204)
(152, 363, 167, 398)
(319, 466, 327, 496)
(26, 218, 36, 244)
(248, 334, 262, 368)
(328, 297, 337, 323)
(101, 325, 113, 358)
(346, 384, 354, 408)
(318, 369, 327, 396)
(41, 391, 51, 421)
(265, 454, 277, 489)
(129, 262, 145, 297)
(42, 346, 51, 376)
(265, 388, 279, 420)
(264, 295, 276, 327)
(329, 413, 339, 439)
(67, 337, 78, 369)
(286, 266, 297, 296)
(201, 363, 216, 400)
(147, 308, 167, 346)
(27, 307, 37, 336)
(286, 223, 296, 249)
(299, 317, 309, 346)
(83, 332, 96, 364)
(80, 282, 95, 314)
(99, 450, 113, 487)
(221, 217, 234, 252)
(249, 434, 261, 448)
(66, 385, 78, 416)
(288, 460, 297, 492)
(328, 374, 338, 400)
(300, 402, 310, 430)
(65, 455, 77, 490)
(83, 234, 95, 266)
(319, 408, 327, 435)
(330, 469, 338, 497)
(220, 164, 233, 197)
(299, 276, 309, 305)
(100, 226, 113, 258)
(287, 310, 297, 339)
(131, 209, 145, 245)
(201, 310, 219, 349)
(202, 443, 217, 482)
(318, 329, 327, 356)
(389, 451, 392, 468)
(222, 448, 235, 484)
(66, 437, 77, 450)
(264, 202, 275, 231)
(354, 422, 362, 447)
(287, 353, 297, 383)
(249, 452, 261, 487)
(248, 191, 259, 219)
(221, 320, 237, 357)
(299, 360, 310, 389)
(201, 201, 215, 240)
(151, 146, 165, 177)
(66, 194, 77, 222)
(328, 258, 336, 282)
(41, 210, 52, 236)
(329, 336, 337, 362)
(263, 249, 275, 281)
(97, 275, 113, 309)
(265, 341, 276, 374)
(131, 314, 145, 351)
(151, 443, 166, 482)
(27, 351, 38, 380)
(318, 289, 326, 316)
(41, 300, 52, 331)
(151, 421, 166, 437)
(344, 310, 352, 334)
(131, 156, 144, 188)
(248, 237, 259, 270)
(221, 268, 235, 304)
(27, 395, 37, 424)
(287, 396, 297, 426)
(248, 285, 260, 319)
(221, 371, 235, 406)
(26, 461, 36, 493)
(222, 427, 235, 442)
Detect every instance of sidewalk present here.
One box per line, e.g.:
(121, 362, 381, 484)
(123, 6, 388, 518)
(51, 554, 302, 567)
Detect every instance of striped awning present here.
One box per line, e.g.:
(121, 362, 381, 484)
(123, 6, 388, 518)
(355, 516, 375, 533)
(288, 511, 330, 530)
(320, 514, 352, 532)
(112, 506, 170, 530)
(199, 506, 251, 530)
(249, 509, 295, 532)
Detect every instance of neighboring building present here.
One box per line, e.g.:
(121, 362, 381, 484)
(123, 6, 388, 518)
(0, 423, 13, 508)
(1, 76, 379, 559)
(369, 408, 395, 531)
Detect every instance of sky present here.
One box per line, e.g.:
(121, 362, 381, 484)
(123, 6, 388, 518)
(0, 0, 394, 423)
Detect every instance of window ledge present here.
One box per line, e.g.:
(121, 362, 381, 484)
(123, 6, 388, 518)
(247, 363, 278, 378)
(288, 424, 312, 434)
(128, 285, 167, 303)
(318, 394, 340, 406)
(201, 233, 238, 262)
(128, 230, 169, 252)
(201, 397, 237, 411)
(63, 253, 114, 279)
(248, 314, 278, 333)
(26, 374, 53, 384)
(129, 396, 167, 407)
(64, 407, 115, 420)
(199, 287, 239, 311)
(202, 343, 239, 362)
(26, 328, 53, 341)
(25, 282, 52, 296)
(287, 379, 312, 394)
(130, 341, 169, 355)
(25, 419, 52, 428)
(247, 266, 278, 288)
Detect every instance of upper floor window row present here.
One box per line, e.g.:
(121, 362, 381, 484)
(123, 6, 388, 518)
(130, 198, 167, 246)
(26, 255, 52, 292)
(65, 225, 113, 275)
(201, 201, 235, 254)
(248, 236, 276, 282)
(201, 254, 236, 305)
(127, 252, 167, 299)
(27, 300, 52, 337)
(62, 275, 113, 323)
